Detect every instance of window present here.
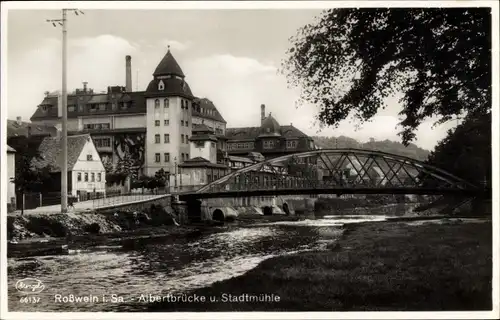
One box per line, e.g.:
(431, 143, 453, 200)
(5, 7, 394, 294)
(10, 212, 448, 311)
(181, 153, 185, 161)
(181, 134, 184, 143)
(90, 105, 97, 112)
(68, 105, 76, 112)
(91, 173, 95, 182)
(87, 154, 93, 161)
(195, 141, 204, 148)
(164, 119, 169, 126)
(181, 100, 185, 109)
(164, 153, 170, 162)
(84, 123, 110, 130)
(155, 120, 160, 126)
(264, 140, 276, 149)
(84, 173, 89, 182)
(155, 99, 160, 109)
(155, 153, 161, 162)
(155, 134, 160, 143)
(93, 138, 111, 148)
(99, 104, 106, 111)
(186, 121, 189, 127)
(158, 80, 165, 91)
(78, 105, 84, 112)
(186, 135, 189, 143)
(287, 140, 298, 149)
(97, 173, 101, 182)
(186, 153, 189, 160)
(181, 120, 184, 126)
(164, 98, 169, 108)
(164, 134, 170, 143)
(77, 172, 82, 182)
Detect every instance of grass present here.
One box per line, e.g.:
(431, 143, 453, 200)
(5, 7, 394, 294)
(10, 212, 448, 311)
(149, 220, 492, 311)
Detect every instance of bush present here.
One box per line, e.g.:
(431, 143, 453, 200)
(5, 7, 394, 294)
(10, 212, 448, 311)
(83, 223, 101, 234)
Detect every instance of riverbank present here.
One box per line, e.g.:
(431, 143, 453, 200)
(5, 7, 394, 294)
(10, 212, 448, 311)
(150, 219, 492, 311)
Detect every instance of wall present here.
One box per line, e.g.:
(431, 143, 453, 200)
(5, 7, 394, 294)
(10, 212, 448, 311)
(177, 167, 208, 186)
(94, 194, 171, 214)
(7, 152, 16, 206)
(145, 96, 192, 176)
(72, 138, 106, 196)
(113, 114, 146, 129)
(189, 140, 217, 164)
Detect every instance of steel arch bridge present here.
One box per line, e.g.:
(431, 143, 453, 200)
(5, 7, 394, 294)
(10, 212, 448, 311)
(181, 149, 483, 199)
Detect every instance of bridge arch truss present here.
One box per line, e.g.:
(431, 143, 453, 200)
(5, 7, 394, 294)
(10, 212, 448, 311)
(194, 149, 480, 197)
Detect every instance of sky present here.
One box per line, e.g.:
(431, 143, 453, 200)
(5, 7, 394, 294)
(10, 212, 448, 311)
(6, 7, 459, 151)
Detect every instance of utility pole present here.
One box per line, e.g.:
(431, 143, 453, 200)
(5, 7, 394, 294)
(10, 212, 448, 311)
(47, 9, 84, 213)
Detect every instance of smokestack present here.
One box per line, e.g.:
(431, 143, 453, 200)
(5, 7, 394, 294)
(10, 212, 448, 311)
(125, 55, 132, 92)
(16, 116, 22, 125)
(261, 104, 265, 125)
(83, 81, 88, 92)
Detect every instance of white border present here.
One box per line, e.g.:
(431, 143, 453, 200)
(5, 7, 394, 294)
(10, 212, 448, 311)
(1, 1, 499, 320)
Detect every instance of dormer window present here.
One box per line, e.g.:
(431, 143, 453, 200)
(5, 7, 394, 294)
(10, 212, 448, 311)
(158, 80, 165, 91)
(41, 105, 48, 112)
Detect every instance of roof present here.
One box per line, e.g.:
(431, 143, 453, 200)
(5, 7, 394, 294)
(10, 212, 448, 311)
(7, 145, 16, 153)
(179, 157, 228, 169)
(228, 155, 254, 163)
(31, 134, 92, 172)
(189, 134, 218, 142)
(153, 50, 185, 77)
(192, 98, 226, 123)
(192, 123, 214, 133)
(226, 124, 310, 141)
(30, 91, 148, 121)
(259, 114, 282, 138)
(7, 119, 58, 138)
(145, 77, 193, 98)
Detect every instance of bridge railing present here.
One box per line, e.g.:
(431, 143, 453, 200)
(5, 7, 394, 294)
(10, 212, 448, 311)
(195, 178, 474, 194)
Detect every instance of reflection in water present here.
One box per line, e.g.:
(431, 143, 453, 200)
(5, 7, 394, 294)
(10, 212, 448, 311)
(8, 215, 384, 312)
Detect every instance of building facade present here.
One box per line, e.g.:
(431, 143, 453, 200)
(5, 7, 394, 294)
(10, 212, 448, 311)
(29, 49, 315, 185)
(29, 50, 218, 178)
(6, 146, 16, 211)
(31, 134, 106, 198)
(225, 104, 316, 159)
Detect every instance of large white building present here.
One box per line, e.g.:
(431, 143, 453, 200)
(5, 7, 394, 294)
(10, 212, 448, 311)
(29, 50, 227, 179)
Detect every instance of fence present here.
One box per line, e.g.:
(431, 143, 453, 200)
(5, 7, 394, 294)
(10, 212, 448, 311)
(89, 189, 169, 209)
(14, 185, 207, 211)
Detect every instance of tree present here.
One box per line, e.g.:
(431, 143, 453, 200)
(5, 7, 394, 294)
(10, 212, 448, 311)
(422, 110, 491, 189)
(282, 8, 491, 145)
(102, 158, 114, 174)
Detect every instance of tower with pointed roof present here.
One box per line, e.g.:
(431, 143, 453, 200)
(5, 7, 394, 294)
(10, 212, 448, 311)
(144, 48, 194, 176)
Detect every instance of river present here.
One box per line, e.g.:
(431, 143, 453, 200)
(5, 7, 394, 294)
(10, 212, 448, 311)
(8, 207, 411, 312)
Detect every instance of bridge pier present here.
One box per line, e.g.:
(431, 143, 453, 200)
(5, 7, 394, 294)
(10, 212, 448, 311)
(177, 195, 319, 222)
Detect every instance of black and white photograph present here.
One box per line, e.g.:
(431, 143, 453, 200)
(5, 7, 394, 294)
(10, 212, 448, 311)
(1, 1, 498, 319)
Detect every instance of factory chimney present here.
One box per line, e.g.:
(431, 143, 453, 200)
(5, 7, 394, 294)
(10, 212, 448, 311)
(261, 104, 266, 125)
(125, 55, 132, 92)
